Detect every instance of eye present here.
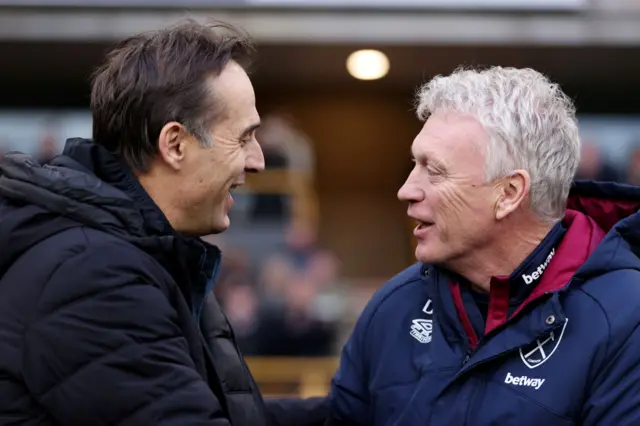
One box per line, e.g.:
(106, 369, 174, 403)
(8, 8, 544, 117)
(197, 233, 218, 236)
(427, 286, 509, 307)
(427, 166, 448, 183)
(241, 131, 257, 146)
(426, 165, 440, 174)
(411, 157, 427, 167)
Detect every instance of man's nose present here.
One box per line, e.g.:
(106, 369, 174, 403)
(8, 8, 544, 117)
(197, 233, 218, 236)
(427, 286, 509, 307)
(398, 178, 424, 203)
(245, 139, 265, 173)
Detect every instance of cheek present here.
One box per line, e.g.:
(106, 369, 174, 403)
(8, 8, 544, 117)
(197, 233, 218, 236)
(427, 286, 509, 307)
(469, 187, 497, 215)
(191, 164, 223, 201)
(433, 186, 495, 235)
(433, 186, 467, 217)
(234, 153, 246, 171)
(223, 149, 245, 174)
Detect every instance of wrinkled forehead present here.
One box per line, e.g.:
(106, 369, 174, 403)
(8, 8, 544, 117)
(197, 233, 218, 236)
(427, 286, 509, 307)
(411, 111, 488, 166)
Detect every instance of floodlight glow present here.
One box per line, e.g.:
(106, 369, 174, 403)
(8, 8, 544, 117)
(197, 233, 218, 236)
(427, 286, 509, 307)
(346, 49, 389, 81)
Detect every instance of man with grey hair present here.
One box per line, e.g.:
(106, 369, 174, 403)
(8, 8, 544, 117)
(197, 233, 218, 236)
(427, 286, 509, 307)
(326, 66, 640, 425)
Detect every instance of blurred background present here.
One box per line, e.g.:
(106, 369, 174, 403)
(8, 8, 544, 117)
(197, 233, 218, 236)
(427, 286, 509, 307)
(1, 0, 640, 398)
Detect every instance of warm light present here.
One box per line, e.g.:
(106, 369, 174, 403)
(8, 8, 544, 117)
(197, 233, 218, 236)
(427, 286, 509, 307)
(346, 49, 389, 81)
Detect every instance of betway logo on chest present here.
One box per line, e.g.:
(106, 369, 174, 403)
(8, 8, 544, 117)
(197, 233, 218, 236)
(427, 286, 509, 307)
(504, 372, 545, 390)
(522, 248, 555, 285)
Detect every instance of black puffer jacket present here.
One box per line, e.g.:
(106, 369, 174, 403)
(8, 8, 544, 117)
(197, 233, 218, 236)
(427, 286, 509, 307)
(0, 138, 327, 426)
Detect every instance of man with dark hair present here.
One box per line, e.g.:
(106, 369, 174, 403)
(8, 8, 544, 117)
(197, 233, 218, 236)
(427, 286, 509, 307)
(0, 20, 326, 426)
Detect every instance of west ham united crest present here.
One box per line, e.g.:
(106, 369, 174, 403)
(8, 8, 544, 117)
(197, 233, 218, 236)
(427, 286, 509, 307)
(519, 318, 569, 369)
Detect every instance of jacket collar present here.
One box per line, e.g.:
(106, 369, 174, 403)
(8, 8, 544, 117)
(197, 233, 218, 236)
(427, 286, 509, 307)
(62, 138, 222, 311)
(59, 137, 174, 237)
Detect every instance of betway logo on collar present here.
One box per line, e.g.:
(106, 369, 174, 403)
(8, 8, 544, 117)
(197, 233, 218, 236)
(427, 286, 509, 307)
(522, 248, 555, 285)
(504, 372, 545, 390)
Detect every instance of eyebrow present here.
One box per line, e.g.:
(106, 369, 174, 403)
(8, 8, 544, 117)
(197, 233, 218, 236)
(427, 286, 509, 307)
(240, 122, 261, 138)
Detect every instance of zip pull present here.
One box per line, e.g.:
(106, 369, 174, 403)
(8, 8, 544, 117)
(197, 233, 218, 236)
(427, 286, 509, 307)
(462, 349, 472, 365)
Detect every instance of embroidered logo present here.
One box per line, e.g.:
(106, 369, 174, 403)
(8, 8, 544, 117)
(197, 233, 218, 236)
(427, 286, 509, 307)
(410, 299, 434, 343)
(519, 318, 568, 369)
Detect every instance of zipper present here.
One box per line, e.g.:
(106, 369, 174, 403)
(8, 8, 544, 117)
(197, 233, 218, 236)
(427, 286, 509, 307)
(196, 255, 221, 322)
(461, 329, 491, 366)
(451, 346, 522, 390)
(462, 312, 527, 364)
(462, 348, 472, 365)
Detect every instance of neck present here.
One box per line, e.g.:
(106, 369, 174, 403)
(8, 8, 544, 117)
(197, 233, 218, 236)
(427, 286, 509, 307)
(445, 215, 555, 293)
(136, 167, 184, 233)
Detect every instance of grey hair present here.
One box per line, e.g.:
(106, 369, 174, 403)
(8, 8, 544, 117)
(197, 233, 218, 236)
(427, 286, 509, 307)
(415, 66, 580, 224)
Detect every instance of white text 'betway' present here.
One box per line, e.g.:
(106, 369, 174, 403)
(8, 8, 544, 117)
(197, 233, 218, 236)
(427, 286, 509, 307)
(522, 248, 555, 285)
(504, 372, 545, 390)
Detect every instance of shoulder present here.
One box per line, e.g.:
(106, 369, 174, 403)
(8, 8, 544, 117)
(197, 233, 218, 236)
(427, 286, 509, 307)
(335, 263, 428, 380)
(567, 268, 640, 355)
(26, 226, 163, 278)
(357, 263, 427, 331)
(578, 268, 640, 318)
(368, 263, 424, 307)
(20, 227, 172, 315)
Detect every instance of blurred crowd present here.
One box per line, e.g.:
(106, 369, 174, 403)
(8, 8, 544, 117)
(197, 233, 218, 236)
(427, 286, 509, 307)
(2, 113, 640, 357)
(576, 140, 640, 185)
(209, 218, 349, 356)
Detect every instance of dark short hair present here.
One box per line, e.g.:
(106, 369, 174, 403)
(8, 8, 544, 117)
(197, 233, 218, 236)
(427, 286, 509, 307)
(90, 19, 254, 171)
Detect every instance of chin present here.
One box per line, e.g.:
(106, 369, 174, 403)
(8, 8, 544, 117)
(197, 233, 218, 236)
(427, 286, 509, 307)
(415, 243, 448, 265)
(210, 215, 231, 234)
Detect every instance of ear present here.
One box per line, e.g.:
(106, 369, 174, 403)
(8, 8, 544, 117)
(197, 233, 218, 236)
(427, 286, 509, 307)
(157, 121, 189, 171)
(494, 169, 530, 220)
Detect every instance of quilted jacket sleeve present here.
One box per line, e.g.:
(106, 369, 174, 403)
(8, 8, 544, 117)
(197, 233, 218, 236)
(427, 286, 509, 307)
(326, 298, 376, 426)
(264, 396, 328, 426)
(21, 242, 231, 426)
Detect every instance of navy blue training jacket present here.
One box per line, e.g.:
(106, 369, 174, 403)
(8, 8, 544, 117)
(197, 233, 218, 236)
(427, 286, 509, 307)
(329, 181, 640, 426)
